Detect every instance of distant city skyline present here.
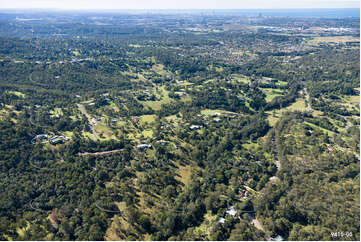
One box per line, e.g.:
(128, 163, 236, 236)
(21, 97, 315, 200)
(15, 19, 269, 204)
(0, 0, 359, 9)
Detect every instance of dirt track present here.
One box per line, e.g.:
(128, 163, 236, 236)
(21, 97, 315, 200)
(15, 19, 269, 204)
(78, 149, 123, 156)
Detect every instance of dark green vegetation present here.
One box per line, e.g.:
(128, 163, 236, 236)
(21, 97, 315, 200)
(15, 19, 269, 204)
(0, 11, 359, 241)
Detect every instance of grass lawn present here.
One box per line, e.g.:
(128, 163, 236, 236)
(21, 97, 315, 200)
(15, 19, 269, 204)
(128, 44, 145, 48)
(152, 64, 169, 76)
(82, 131, 94, 140)
(108, 101, 120, 111)
(139, 114, 156, 125)
(96, 124, 118, 140)
(304, 121, 335, 136)
(201, 109, 236, 116)
(16, 221, 30, 238)
(308, 36, 360, 45)
(114, 120, 127, 127)
(177, 80, 194, 86)
(0, 109, 8, 118)
(72, 50, 81, 56)
(63, 131, 74, 137)
(287, 98, 307, 111)
(165, 115, 178, 121)
(265, 93, 283, 102)
(176, 165, 193, 187)
(277, 80, 288, 86)
(261, 88, 284, 93)
(193, 210, 218, 239)
(231, 74, 250, 84)
(267, 115, 279, 126)
(348, 95, 360, 103)
(8, 91, 25, 98)
(50, 108, 63, 117)
(141, 86, 172, 111)
(242, 142, 259, 150)
(141, 129, 153, 138)
(266, 98, 307, 126)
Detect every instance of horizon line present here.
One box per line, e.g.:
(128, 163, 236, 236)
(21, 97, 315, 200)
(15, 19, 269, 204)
(0, 7, 360, 10)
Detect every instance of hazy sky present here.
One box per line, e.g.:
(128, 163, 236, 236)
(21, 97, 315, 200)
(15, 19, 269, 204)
(0, 0, 359, 9)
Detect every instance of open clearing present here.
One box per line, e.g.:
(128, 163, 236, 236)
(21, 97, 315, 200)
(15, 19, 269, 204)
(308, 36, 360, 45)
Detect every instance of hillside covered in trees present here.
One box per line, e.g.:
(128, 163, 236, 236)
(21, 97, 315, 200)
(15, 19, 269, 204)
(0, 10, 359, 241)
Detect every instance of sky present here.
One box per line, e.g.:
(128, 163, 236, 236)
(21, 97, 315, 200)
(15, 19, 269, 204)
(0, 0, 359, 9)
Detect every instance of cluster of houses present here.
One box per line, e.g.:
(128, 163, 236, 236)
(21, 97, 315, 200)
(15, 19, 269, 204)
(136, 139, 170, 150)
(136, 144, 152, 150)
(31, 134, 70, 145)
(188, 112, 230, 130)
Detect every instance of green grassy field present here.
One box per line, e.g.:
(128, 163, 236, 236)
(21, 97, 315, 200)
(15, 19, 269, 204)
(50, 108, 63, 117)
(141, 129, 153, 138)
(200, 109, 236, 116)
(193, 211, 218, 239)
(141, 86, 172, 110)
(266, 98, 307, 126)
(265, 93, 283, 102)
(304, 121, 335, 136)
(139, 114, 156, 125)
(308, 36, 360, 45)
(8, 91, 25, 98)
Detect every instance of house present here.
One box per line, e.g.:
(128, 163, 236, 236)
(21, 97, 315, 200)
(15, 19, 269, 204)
(31, 134, 48, 144)
(176, 92, 186, 97)
(226, 206, 237, 216)
(91, 117, 101, 124)
(132, 117, 139, 123)
(156, 140, 169, 145)
(190, 125, 201, 130)
(35, 134, 48, 139)
(213, 118, 222, 123)
(271, 235, 284, 241)
(211, 112, 221, 117)
(240, 190, 249, 199)
(49, 135, 69, 144)
(137, 144, 152, 150)
(218, 217, 226, 224)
